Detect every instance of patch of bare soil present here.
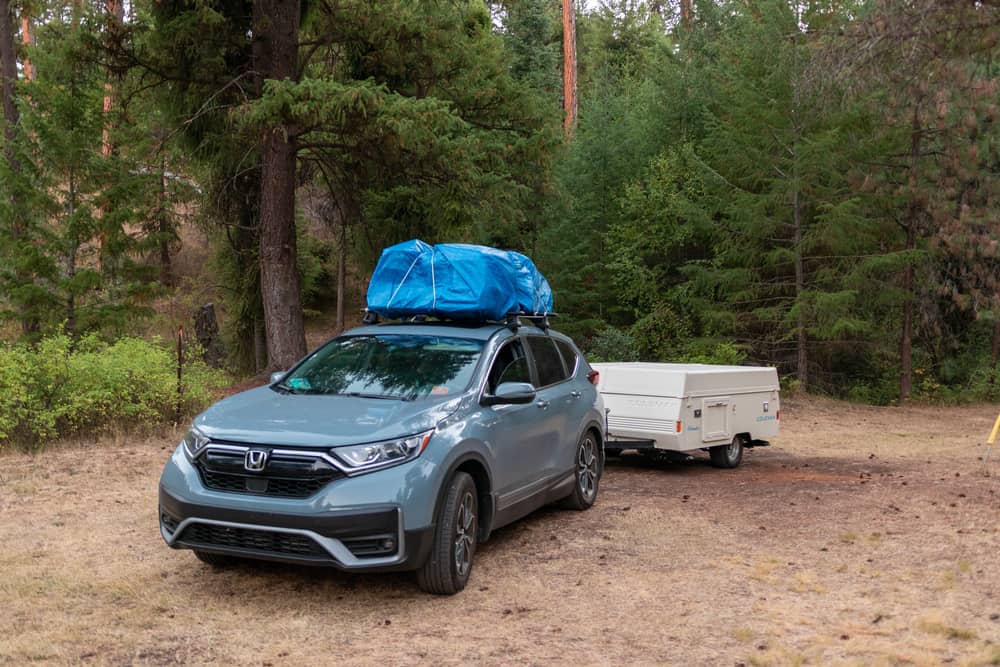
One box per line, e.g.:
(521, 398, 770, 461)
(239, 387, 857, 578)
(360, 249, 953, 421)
(1, 397, 998, 666)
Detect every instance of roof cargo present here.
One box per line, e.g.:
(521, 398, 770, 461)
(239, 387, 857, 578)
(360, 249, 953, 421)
(366, 240, 554, 321)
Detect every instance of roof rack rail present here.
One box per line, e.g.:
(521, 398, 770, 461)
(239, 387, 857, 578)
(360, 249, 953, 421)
(360, 309, 558, 331)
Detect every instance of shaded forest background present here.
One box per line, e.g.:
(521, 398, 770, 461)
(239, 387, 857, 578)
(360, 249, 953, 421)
(1, 0, 999, 409)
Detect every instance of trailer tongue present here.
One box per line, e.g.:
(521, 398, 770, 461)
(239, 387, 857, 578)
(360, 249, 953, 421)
(590, 362, 780, 468)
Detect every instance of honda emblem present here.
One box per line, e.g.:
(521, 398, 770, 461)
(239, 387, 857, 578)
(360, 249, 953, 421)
(244, 449, 269, 472)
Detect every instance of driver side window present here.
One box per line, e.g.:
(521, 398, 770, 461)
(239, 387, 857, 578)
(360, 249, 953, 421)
(486, 340, 531, 394)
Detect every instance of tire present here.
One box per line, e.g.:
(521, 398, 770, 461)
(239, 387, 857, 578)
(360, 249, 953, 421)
(417, 472, 478, 595)
(561, 431, 602, 510)
(709, 435, 745, 469)
(194, 550, 238, 568)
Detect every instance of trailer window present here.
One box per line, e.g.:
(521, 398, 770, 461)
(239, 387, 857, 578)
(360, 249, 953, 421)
(527, 336, 568, 387)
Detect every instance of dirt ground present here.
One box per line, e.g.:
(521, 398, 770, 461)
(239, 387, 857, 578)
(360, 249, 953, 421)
(1, 396, 998, 666)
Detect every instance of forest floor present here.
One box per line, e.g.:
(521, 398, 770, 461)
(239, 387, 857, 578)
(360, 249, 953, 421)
(1, 396, 998, 666)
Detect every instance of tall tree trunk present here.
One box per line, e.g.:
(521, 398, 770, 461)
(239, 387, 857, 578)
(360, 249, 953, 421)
(336, 217, 346, 333)
(0, 0, 18, 153)
(561, 0, 577, 136)
(680, 0, 692, 28)
(97, 0, 124, 277)
(101, 0, 123, 159)
(899, 105, 922, 402)
(793, 182, 807, 388)
(157, 153, 172, 286)
(19, 12, 32, 81)
(254, 0, 305, 370)
(66, 167, 78, 335)
(1, 0, 36, 335)
(791, 23, 806, 389)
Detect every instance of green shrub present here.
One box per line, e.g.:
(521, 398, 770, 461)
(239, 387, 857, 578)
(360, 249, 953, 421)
(586, 327, 640, 363)
(0, 333, 228, 449)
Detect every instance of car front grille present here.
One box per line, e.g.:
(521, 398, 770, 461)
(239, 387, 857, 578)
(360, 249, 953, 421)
(194, 447, 343, 498)
(179, 523, 328, 559)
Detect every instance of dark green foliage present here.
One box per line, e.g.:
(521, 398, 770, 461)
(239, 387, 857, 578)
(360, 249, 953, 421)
(0, 4, 158, 338)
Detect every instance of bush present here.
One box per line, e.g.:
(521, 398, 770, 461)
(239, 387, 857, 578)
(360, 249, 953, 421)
(586, 327, 640, 363)
(0, 333, 228, 449)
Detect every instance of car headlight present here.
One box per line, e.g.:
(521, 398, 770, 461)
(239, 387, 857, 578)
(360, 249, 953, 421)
(181, 427, 210, 459)
(332, 431, 433, 472)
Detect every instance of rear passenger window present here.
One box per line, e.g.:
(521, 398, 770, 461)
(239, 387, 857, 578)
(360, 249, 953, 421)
(554, 339, 579, 378)
(527, 337, 568, 387)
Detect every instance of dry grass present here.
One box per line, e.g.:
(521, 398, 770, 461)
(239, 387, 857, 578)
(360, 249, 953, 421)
(1, 396, 999, 665)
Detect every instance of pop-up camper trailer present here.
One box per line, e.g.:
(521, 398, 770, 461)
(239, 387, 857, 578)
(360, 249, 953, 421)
(591, 363, 779, 468)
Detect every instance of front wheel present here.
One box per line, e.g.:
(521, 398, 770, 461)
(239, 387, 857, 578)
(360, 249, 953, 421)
(562, 431, 602, 510)
(417, 472, 478, 595)
(709, 435, 745, 469)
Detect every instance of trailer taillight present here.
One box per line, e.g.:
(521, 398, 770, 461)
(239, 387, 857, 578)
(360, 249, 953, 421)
(676, 421, 682, 433)
(776, 410, 780, 420)
(587, 370, 600, 386)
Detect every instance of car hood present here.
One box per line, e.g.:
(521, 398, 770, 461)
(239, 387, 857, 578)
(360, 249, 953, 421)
(194, 386, 465, 447)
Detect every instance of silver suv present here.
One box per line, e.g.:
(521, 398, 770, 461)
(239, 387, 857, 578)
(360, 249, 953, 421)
(159, 320, 605, 594)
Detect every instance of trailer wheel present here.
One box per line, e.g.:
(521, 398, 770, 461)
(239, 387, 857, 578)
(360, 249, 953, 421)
(709, 435, 745, 469)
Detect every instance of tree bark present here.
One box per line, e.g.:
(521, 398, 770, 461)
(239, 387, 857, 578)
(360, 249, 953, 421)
(101, 0, 123, 159)
(561, 0, 577, 136)
(793, 179, 807, 388)
(97, 0, 125, 278)
(791, 30, 806, 390)
(1, 0, 37, 336)
(336, 216, 346, 333)
(680, 0, 692, 28)
(0, 0, 18, 147)
(254, 0, 306, 370)
(19, 12, 32, 81)
(157, 153, 173, 286)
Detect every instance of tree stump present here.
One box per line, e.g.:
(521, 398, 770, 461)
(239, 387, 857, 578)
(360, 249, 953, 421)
(194, 303, 226, 368)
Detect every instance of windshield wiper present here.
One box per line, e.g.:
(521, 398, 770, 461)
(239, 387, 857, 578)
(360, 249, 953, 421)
(335, 391, 411, 401)
(273, 383, 319, 395)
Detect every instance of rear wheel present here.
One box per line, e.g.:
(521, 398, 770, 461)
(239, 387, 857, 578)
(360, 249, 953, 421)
(562, 431, 602, 510)
(417, 472, 477, 595)
(710, 435, 745, 469)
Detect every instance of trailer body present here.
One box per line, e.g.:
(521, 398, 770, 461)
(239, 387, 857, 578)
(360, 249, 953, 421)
(591, 362, 779, 452)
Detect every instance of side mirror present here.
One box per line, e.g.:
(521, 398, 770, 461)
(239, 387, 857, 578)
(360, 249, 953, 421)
(269, 371, 287, 385)
(482, 382, 536, 406)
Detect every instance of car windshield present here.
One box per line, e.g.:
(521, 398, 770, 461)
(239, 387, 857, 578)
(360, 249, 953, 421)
(276, 334, 484, 400)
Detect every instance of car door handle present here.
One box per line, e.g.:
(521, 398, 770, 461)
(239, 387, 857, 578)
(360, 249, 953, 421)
(536, 400, 549, 409)
(570, 391, 582, 398)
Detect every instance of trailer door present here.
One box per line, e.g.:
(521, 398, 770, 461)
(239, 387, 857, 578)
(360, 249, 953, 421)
(701, 397, 731, 443)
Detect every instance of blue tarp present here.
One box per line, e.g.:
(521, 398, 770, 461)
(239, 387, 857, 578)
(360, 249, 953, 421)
(366, 240, 554, 321)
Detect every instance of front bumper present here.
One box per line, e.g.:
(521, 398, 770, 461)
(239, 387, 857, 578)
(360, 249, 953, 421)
(158, 447, 435, 572)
